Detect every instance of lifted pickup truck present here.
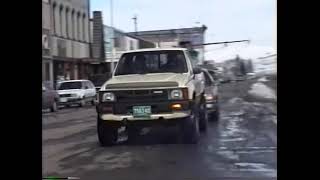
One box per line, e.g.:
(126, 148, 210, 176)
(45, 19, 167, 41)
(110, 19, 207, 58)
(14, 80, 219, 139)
(96, 48, 208, 146)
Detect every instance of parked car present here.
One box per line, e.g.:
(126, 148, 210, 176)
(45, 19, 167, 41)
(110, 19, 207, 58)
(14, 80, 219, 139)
(96, 48, 207, 146)
(42, 82, 59, 112)
(202, 69, 220, 121)
(57, 80, 96, 107)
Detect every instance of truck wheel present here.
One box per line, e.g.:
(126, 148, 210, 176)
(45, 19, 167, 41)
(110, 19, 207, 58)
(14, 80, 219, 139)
(180, 109, 200, 144)
(97, 118, 118, 146)
(50, 101, 58, 112)
(199, 98, 208, 132)
(127, 126, 141, 144)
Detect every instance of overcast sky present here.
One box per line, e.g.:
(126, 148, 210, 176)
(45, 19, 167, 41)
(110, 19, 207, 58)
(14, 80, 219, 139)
(91, 0, 276, 60)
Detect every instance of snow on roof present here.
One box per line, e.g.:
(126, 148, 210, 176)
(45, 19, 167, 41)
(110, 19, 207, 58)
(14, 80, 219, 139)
(59, 80, 89, 83)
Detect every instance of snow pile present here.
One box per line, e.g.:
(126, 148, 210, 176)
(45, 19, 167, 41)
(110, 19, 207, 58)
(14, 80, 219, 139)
(248, 83, 276, 100)
(258, 77, 268, 82)
(228, 97, 244, 104)
(205, 44, 275, 63)
(204, 44, 277, 76)
(253, 54, 277, 76)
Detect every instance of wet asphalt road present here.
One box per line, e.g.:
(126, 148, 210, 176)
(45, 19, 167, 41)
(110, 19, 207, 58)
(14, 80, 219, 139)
(42, 77, 277, 180)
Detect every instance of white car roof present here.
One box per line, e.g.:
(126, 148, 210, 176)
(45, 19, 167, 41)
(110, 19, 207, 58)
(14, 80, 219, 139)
(123, 48, 187, 54)
(59, 80, 89, 83)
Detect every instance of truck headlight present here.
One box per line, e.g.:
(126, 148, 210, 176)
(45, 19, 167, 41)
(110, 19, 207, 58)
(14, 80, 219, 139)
(101, 92, 116, 102)
(169, 89, 183, 100)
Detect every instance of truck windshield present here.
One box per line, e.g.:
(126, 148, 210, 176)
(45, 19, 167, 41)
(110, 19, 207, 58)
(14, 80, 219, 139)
(114, 50, 188, 76)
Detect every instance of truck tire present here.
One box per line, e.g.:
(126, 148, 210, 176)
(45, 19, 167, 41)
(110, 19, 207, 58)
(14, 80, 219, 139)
(199, 97, 208, 132)
(180, 107, 200, 144)
(97, 118, 118, 146)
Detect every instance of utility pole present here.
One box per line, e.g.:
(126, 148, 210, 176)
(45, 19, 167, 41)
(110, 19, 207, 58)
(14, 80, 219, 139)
(132, 15, 138, 34)
(110, 0, 115, 73)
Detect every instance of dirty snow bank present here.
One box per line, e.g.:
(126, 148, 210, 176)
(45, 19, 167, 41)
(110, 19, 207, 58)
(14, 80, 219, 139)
(258, 77, 268, 82)
(248, 83, 276, 100)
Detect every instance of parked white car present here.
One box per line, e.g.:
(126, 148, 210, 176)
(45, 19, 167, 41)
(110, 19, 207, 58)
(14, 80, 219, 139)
(57, 80, 96, 107)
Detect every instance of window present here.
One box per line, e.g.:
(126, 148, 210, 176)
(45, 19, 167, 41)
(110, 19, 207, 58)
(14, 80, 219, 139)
(59, 5, 63, 36)
(71, 10, 75, 39)
(65, 8, 69, 38)
(52, 3, 56, 34)
(130, 40, 134, 50)
(114, 36, 120, 48)
(83, 14, 86, 42)
(45, 63, 50, 81)
(114, 51, 188, 76)
(77, 12, 81, 40)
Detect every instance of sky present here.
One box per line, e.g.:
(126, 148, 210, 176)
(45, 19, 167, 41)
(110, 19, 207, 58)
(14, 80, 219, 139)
(91, 0, 276, 61)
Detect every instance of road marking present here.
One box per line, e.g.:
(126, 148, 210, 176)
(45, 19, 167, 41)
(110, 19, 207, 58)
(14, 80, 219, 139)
(272, 119, 277, 125)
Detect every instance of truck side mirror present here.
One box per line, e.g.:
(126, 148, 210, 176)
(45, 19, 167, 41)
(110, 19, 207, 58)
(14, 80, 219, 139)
(193, 67, 202, 74)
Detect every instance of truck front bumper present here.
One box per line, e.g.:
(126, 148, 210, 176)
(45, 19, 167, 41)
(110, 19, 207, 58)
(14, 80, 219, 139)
(100, 111, 191, 121)
(98, 111, 191, 127)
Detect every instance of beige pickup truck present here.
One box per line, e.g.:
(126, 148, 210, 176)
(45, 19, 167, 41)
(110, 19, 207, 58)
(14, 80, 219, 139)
(96, 48, 208, 146)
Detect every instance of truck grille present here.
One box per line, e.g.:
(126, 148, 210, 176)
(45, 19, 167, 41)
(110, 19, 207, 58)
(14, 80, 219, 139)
(115, 89, 169, 103)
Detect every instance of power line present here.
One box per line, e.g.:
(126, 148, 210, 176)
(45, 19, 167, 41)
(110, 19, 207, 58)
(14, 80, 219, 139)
(193, 40, 250, 47)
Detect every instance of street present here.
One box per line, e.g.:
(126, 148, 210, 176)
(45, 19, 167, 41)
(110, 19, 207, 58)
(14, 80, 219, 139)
(42, 76, 277, 180)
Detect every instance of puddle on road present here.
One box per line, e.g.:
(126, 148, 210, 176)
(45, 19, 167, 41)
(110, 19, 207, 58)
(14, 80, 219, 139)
(217, 150, 239, 161)
(220, 137, 246, 142)
(219, 116, 247, 139)
(234, 162, 277, 177)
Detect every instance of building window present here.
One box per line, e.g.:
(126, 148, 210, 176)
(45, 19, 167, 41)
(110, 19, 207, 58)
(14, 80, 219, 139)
(65, 7, 69, 38)
(130, 40, 134, 50)
(71, 10, 75, 39)
(77, 12, 81, 40)
(45, 62, 50, 81)
(82, 14, 86, 42)
(59, 5, 63, 37)
(52, 3, 56, 35)
(114, 32, 121, 48)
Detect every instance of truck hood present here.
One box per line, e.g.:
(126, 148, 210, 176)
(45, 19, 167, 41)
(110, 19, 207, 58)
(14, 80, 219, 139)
(102, 73, 189, 89)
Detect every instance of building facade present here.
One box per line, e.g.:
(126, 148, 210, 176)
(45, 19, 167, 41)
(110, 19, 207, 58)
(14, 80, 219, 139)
(104, 25, 140, 63)
(127, 26, 207, 63)
(42, 0, 53, 83)
(91, 11, 155, 74)
(48, 0, 92, 85)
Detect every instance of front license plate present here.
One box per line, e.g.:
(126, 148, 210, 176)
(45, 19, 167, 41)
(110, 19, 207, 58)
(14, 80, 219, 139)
(133, 106, 151, 117)
(60, 98, 67, 103)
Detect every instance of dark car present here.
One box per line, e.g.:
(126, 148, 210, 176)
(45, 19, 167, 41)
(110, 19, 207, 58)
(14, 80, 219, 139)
(203, 69, 220, 121)
(42, 82, 59, 112)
